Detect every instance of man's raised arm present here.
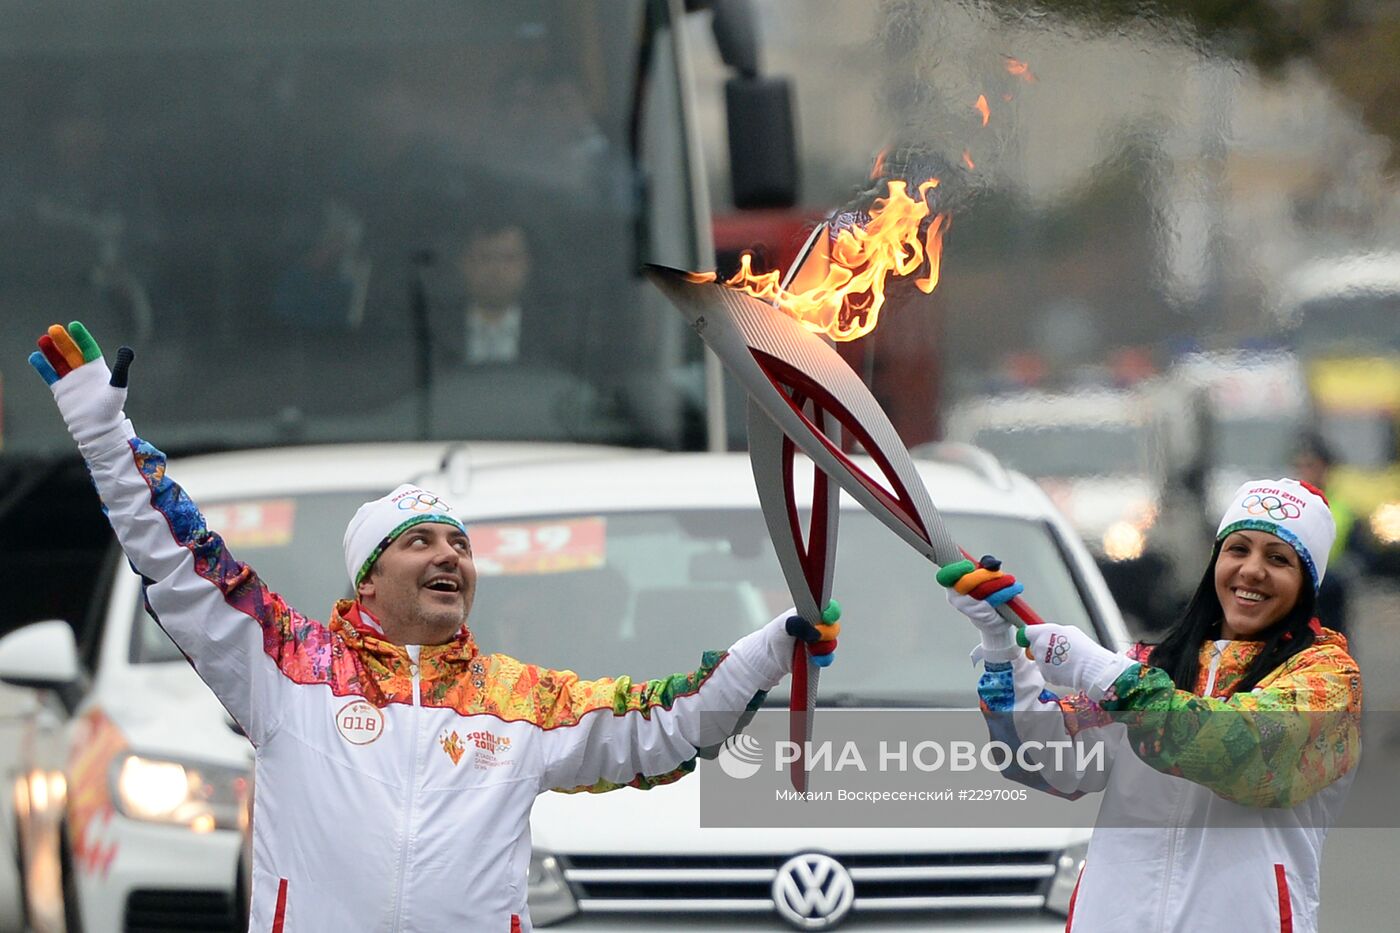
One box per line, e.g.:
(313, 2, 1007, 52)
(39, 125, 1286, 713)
(30, 322, 312, 745)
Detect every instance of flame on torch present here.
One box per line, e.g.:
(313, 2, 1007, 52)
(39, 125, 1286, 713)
(974, 95, 990, 127)
(711, 179, 949, 341)
(1005, 57, 1036, 81)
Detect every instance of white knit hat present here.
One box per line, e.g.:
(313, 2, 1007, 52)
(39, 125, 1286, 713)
(343, 484, 467, 587)
(1215, 478, 1335, 591)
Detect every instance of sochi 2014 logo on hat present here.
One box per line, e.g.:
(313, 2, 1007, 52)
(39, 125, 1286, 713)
(392, 488, 452, 514)
(1242, 491, 1302, 521)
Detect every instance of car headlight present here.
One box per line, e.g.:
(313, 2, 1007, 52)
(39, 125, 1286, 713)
(527, 850, 578, 926)
(1371, 502, 1400, 546)
(110, 753, 248, 832)
(1102, 521, 1146, 561)
(1045, 841, 1088, 916)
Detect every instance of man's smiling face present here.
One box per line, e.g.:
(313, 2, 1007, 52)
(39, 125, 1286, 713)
(358, 522, 477, 642)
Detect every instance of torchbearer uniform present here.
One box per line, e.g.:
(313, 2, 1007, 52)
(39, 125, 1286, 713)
(978, 631, 1359, 933)
(971, 478, 1361, 933)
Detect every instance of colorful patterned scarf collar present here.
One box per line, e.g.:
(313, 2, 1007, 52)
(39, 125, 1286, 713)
(1133, 622, 1349, 699)
(331, 599, 480, 666)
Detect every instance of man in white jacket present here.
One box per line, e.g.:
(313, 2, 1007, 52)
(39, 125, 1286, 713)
(29, 321, 840, 932)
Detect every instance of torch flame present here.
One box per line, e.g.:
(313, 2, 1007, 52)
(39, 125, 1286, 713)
(974, 95, 990, 127)
(721, 179, 949, 341)
(1005, 57, 1036, 82)
(870, 148, 888, 180)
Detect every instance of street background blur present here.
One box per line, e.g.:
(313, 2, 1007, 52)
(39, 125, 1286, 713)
(687, 5, 1400, 925)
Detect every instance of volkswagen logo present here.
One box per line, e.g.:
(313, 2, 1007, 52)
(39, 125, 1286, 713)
(772, 852, 855, 930)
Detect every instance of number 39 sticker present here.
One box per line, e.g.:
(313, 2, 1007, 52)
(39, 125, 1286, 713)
(470, 517, 607, 577)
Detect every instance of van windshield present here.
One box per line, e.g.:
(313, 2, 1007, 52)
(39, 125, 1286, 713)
(132, 502, 1100, 708)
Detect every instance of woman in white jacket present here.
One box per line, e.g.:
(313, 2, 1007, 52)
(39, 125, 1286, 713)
(939, 477, 1362, 933)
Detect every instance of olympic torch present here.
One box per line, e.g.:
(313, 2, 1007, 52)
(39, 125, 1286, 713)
(647, 260, 1045, 624)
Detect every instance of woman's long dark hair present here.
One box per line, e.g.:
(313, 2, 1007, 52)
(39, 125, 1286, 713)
(1147, 542, 1319, 695)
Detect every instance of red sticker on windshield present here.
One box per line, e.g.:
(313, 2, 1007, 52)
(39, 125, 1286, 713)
(202, 499, 296, 549)
(471, 517, 606, 576)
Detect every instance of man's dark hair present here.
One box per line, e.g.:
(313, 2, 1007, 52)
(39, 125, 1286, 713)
(454, 193, 529, 253)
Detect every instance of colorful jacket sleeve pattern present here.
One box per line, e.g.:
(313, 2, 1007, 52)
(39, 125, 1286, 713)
(975, 643, 1139, 798)
(1099, 642, 1362, 808)
(93, 436, 335, 745)
(536, 624, 791, 794)
(544, 656, 725, 794)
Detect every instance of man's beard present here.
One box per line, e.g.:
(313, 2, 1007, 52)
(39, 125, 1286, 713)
(411, 593, 467, 632)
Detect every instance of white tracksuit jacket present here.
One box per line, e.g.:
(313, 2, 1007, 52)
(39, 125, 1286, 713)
(977, 633, 1361, 933)
(84, 428, 800, 932)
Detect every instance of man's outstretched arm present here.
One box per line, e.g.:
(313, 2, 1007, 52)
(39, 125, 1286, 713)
(31, 322, 314, 745)
(536, 606, 840, 793)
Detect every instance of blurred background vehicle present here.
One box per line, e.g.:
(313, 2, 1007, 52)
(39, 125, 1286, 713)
(1266, 251, 1400, 580)
(1, 437, 1128, 931)
(1163, 350, 1311, 520)
(943, 387, 1203, 631)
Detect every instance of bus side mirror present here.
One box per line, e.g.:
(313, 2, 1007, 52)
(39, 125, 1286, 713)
(726, 75, 799, 209)
(707, 0, 799, 209)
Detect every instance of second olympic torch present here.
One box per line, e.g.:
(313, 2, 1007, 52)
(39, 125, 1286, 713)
(646, 252, 1048, 787)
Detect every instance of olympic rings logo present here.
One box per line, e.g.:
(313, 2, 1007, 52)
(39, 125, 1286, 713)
(396, 492, 451, 513)
(1242, 494, 1300, 521)
(1044, 633, 1071, 667)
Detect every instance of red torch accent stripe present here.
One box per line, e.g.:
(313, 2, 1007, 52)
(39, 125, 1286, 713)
(754, 347, 1048, 629)
(790, 639, 809, 791)
(751, 349, 928, 541)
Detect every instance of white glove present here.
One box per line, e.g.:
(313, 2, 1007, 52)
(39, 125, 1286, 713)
(1020, 622, 1136, 700)
(53, 357, 130, 447)
(946, 590, 1019, 661)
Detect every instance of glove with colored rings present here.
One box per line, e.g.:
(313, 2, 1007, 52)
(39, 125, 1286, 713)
(29, 321, 136, 452)
(785, 599, 841, 668)
(936, 555, 1023, 659)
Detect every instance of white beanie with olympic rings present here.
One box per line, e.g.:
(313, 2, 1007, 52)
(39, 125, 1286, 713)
(343, 484, 467, 587)
(1215, 478, 1336, 591)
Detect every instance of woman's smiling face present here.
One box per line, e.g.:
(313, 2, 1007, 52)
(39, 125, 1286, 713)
(1213, 529, 1306, 639)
